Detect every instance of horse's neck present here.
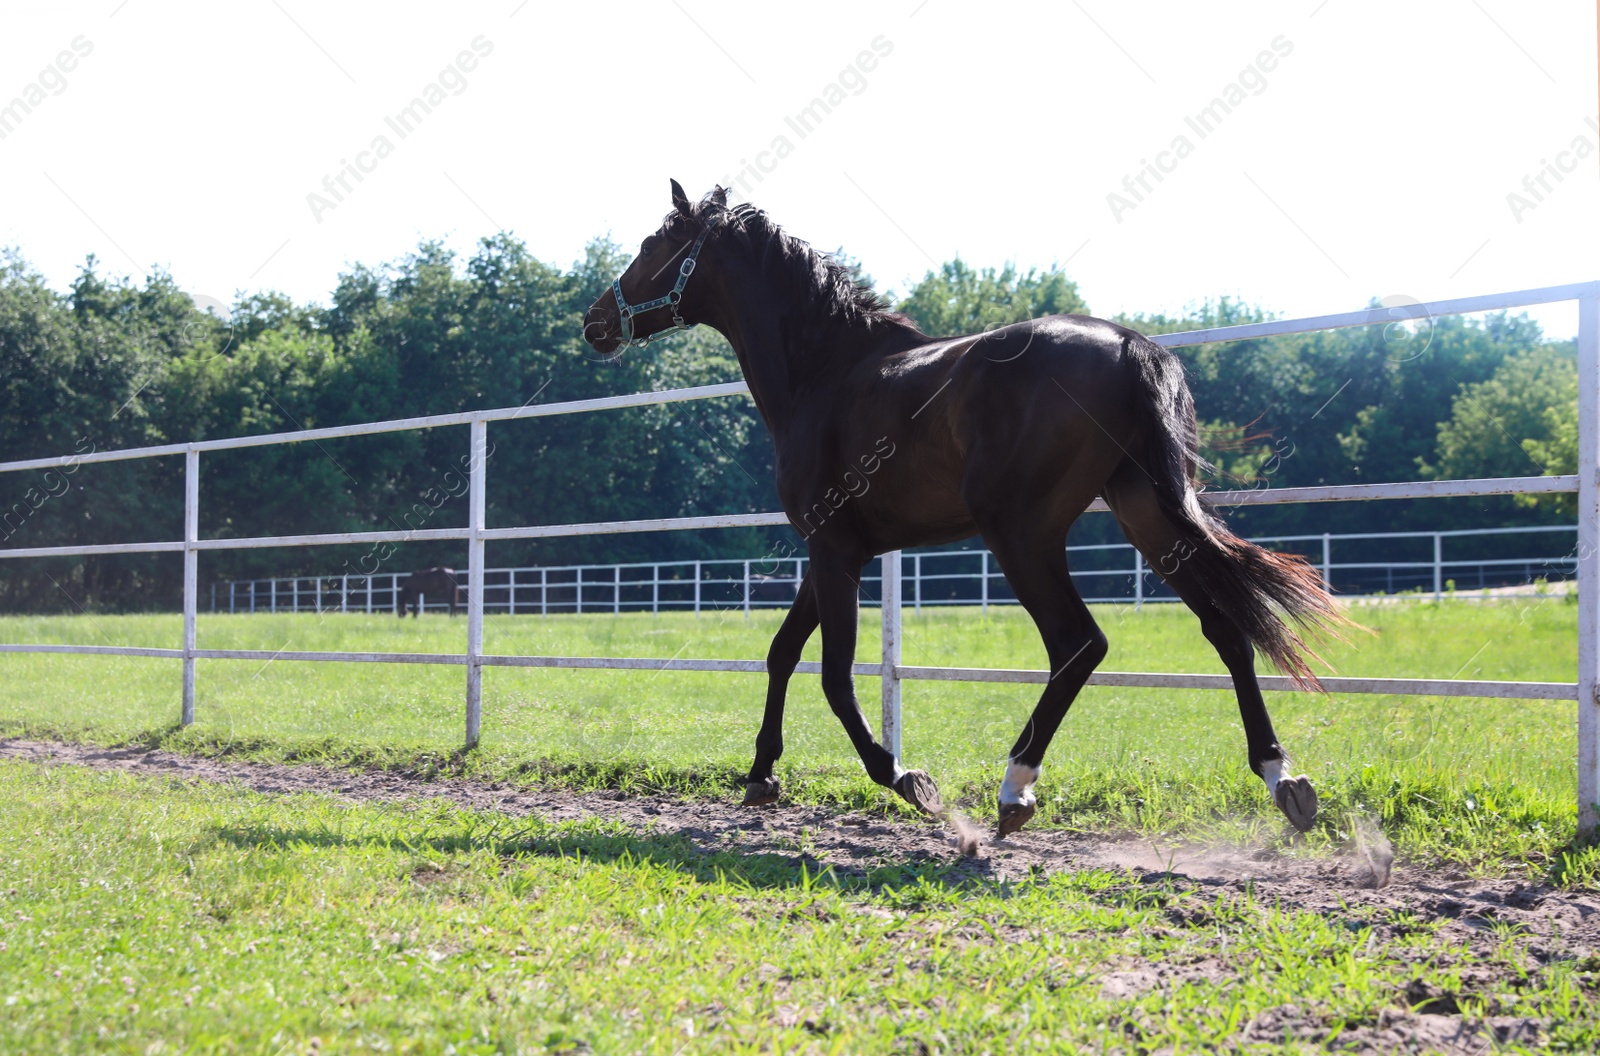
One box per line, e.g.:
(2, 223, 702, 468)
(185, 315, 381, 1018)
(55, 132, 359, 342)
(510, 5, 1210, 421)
(715, 308, 798, 433)
(706, 275, 902, 437)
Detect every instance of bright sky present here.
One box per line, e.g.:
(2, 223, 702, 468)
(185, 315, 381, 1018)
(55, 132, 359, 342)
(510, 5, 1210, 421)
(1, 1, 1595, 338)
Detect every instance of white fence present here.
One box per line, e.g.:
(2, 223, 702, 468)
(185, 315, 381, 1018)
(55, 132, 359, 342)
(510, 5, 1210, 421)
(217, 523, 1580, 615)
(1, 282, 1595, 832)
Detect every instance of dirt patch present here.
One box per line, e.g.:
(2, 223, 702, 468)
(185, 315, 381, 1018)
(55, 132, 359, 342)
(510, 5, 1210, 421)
(1245, 1005, 1550, 1054)
(7, 737, 1598, 1053)
(3, 737, 1598, 952)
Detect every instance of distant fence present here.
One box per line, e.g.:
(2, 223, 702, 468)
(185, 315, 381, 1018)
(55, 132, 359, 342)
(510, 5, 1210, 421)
(217, 524, 1579, 616)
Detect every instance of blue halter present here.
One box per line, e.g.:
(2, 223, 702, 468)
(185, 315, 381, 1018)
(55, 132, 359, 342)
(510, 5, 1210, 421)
(610, 218, 717, 349)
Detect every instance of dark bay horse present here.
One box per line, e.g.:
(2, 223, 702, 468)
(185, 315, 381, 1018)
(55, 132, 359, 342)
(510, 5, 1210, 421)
(585, 180, 1346, 836)
(396, 567, 462, 618)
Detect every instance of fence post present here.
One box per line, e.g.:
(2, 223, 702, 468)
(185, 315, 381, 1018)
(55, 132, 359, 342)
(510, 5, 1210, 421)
(465, 418, 487, 749)
(914, 553, 922, 615)
(181, 447, 199, 726)
(614, 565, 621, 615)
(1576, 283, 1599, 839)
(980, 552, 988, 615)
(1134, 550, 1144, 611)
(576, 568, 583, 615)
(229, 581, 235, 615)
(541, 568, 548, 616)
(880, 550, 903, 760)
(694, 560, 701, 615)
(341, 574, 348, 614)
(1433, 533, 1443, 602)
(652, 564, 659, 614)
(1322, 532, 1332, 588)
(743, 559, 751, 620)
(292, 577, 299, 613)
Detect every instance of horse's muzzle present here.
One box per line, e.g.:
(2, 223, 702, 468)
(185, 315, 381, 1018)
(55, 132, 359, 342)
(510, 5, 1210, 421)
(583, 305, 624, 358)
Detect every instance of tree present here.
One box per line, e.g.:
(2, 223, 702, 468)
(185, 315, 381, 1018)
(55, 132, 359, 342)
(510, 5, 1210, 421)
(897, 260, 1085, 336)
(1424, 346, 1577, 514)
(0, 235, 1583, 611)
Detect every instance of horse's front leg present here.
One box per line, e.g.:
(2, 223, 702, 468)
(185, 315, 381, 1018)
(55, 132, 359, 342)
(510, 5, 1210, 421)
(742, 572, 819, 805)
(809, 548, 943, 815)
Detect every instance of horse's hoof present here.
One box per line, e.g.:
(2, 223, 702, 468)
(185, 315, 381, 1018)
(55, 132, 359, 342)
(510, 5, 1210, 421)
(741, 777, 781, 807)
(893, 770, 943, 815)
(1274, 775, 1319, 832)
(995, 801, 1036, 838)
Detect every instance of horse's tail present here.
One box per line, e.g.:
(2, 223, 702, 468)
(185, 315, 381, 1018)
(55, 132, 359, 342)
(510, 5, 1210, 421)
(1124, 334, 1349, 689)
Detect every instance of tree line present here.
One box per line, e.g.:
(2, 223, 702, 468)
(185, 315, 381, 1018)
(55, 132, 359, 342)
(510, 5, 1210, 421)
(0, 234, 1575, 611)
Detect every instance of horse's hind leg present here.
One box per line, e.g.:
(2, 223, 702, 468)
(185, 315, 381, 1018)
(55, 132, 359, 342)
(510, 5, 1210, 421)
(980, 522, 1108, 837)
(1103, 467, 1318, 831)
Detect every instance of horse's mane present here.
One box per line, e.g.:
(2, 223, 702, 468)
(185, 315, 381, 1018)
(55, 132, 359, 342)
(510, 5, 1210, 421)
(680, 194, 922, 340)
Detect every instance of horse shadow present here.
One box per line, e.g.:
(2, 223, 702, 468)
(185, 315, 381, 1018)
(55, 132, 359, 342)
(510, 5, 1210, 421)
(212, 817, 1013, 895)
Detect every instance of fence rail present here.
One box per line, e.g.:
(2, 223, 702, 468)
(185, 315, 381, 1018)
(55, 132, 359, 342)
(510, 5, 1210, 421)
(215, 524, 1580, 616)
(1, 281, 1596, 833)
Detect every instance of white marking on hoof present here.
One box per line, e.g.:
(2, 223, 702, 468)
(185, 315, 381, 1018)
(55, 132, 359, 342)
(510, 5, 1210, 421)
(1262, 758, 1319, 831)
(999, 761, 1039, 808)
(1260, 758, 1285, 798)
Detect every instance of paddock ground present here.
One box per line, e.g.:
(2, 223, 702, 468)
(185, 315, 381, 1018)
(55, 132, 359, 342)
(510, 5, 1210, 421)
(1, 738, 1597, 1053)
(0, 599, 1593, 1051)
(0, 599, 1580, 868)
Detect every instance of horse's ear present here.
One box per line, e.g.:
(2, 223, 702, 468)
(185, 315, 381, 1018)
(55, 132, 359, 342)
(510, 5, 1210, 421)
(709, 185, 728, 210)
(670, 178, 693, 217)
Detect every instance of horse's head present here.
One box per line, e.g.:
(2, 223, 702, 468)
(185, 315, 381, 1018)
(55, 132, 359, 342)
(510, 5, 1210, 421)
(584, 179, 729, 358)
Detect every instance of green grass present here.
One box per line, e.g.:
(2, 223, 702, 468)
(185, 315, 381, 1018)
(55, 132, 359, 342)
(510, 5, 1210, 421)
(0, 596, 1587, 877)
(1, 761, 1596, 1054)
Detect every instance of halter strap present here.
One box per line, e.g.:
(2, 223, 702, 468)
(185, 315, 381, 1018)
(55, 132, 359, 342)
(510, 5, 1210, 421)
(611, 217, 718, 349)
